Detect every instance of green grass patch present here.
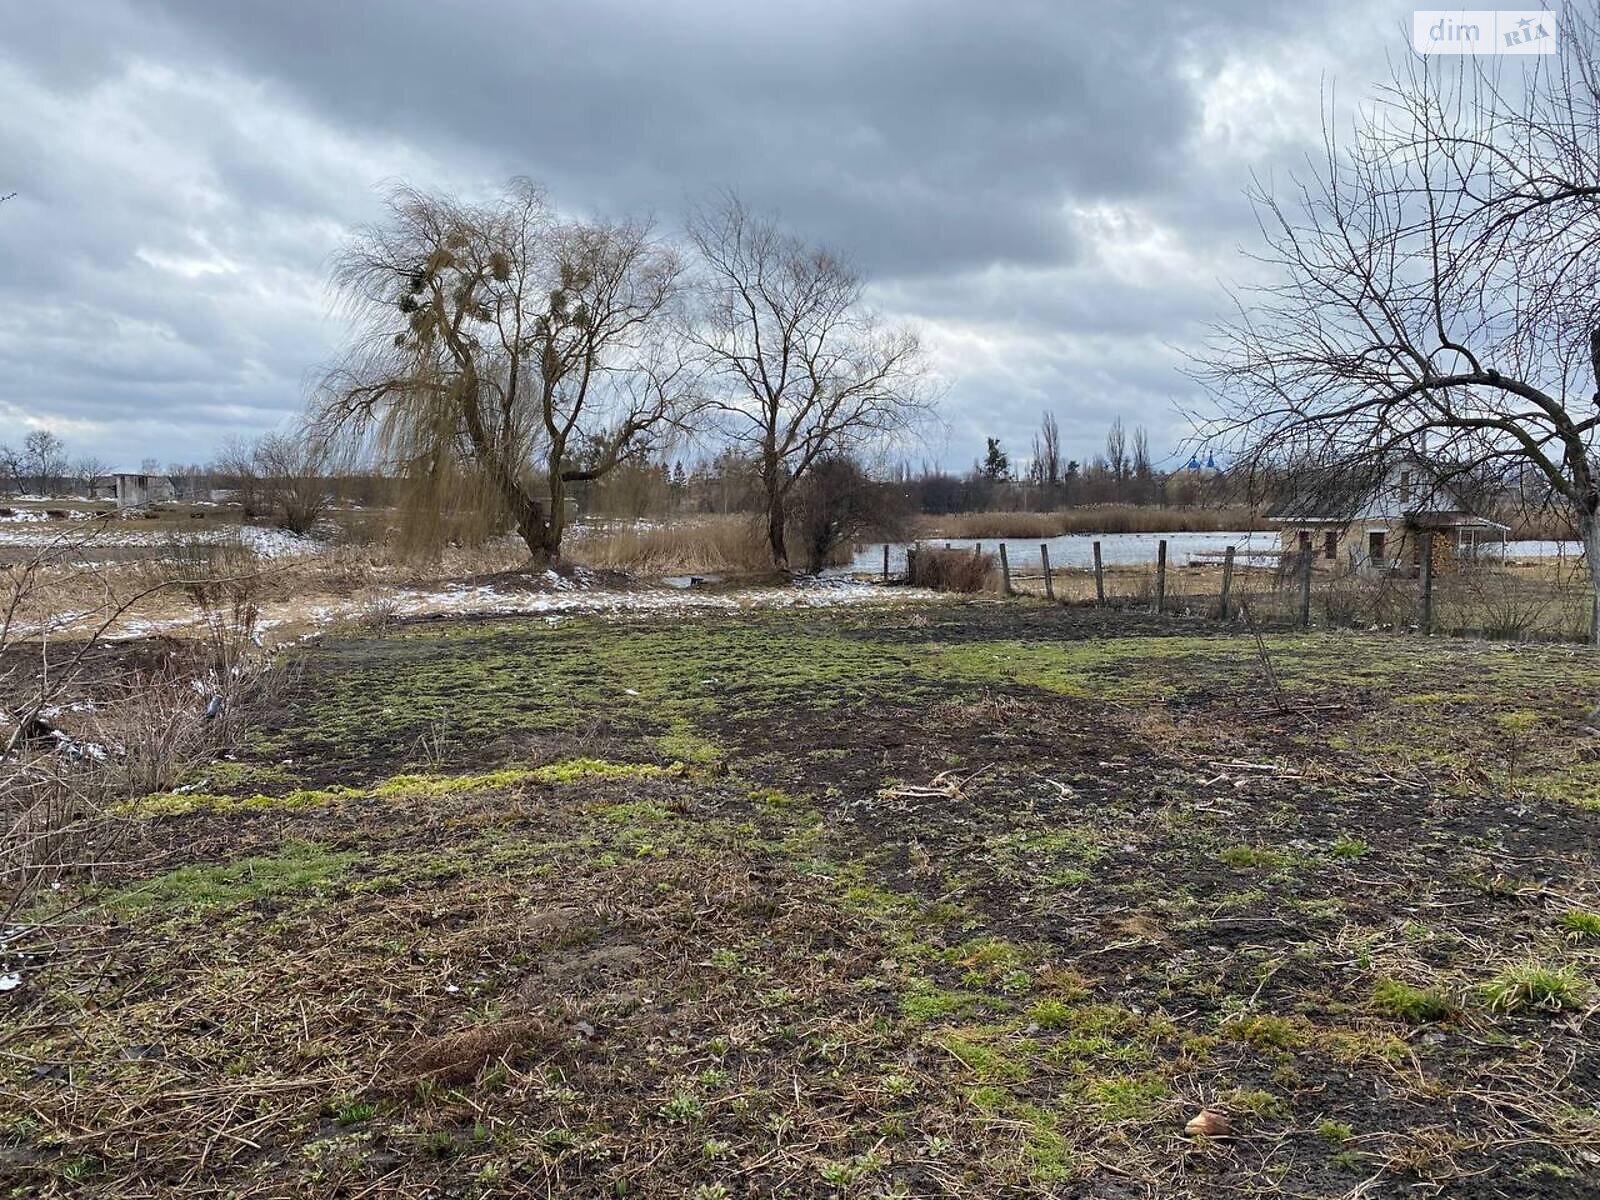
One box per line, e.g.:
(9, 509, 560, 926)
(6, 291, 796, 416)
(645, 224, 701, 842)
(1371, 979, 1456, 1023)
(1558, 911, 1600, 940)
(1223, 1013, 1309, 1050)
(1328, 836, 1370, 861)
(107, 842, 358, 914)
(122, 759, 667, 818)
(655, 728, 724, 766)
(1077, 1073, 1170, 1122)
(938, 1032, 1028, 1082)
(1318, 1120, 1354, 1144)
(900, 981, 988, 1023)
(1218, 845, 1297, 871)
(1482, 962, 1589, 1014)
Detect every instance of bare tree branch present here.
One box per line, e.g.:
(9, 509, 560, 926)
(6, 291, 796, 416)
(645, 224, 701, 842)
(685, 194, 933, 568)
(317, 180, 698, 563)
(1192, 21, 1600, 637)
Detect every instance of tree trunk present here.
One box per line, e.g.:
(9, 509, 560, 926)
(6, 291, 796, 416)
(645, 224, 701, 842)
(458, 385, 554, 565)
(766, 491, 788, 569)
(540, 475, 568, 566)
(762, 462, 789, 569)
(513, 496, 555, 567)
(1583, 508, 1600, 647)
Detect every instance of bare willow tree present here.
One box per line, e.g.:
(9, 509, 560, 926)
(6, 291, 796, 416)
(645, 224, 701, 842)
(321, 180, 695, 563)
(1197, 15, 1600, 638)
(687, 196, 931, 568)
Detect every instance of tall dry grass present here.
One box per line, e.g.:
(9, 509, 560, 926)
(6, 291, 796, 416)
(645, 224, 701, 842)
(907, 546, 996, 593)
(567, 516, 851, 575)
(919, 505, 1267, 539)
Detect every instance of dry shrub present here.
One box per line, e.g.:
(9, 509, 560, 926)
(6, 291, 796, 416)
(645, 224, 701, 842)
(1437, 566, 1564, 639)
(568, 516, 775, 575)
(2, 527, 277, 1009)
(923, 504, 1266, 539)
(907, 546, 995, 593)
(2, 754, 112, 916)
(326, 506, 395, 547)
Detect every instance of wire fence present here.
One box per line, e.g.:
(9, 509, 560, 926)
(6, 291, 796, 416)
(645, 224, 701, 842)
(893, 538, 1596, 643)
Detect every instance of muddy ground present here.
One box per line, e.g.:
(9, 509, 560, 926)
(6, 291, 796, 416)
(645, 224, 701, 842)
(4, 598, 1599, 1198)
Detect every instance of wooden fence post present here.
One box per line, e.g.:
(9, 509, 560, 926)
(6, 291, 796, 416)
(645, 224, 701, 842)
(1419, 531, 1434, 635)
(1298, 549, 1313, 628)
(1155, 539, 1168, 614)
(882, 543, 890, 583)
(1093, 541, 1105, 604)
(1040, 543, 1055, 601)
(998, 542, 1013, 596)
(1218, 545, 1235, 619)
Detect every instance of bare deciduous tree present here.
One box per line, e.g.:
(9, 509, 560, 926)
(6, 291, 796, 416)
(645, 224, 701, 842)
(1032, 410, 1063, 505)
(23, 431, 67, 497)
(213, 434, 337, 533)
(72, 456, 111, 497)
(214, 437, 265, 519)
(1105, 417, 1128, 493)
(166, 462, 211, 502)
(786, 454, 911, 575)
(1196, 16, 1600, 638)
(0, 445, 26, 496)
(687, 196, 931, 568)
(320, 180, 695, 563)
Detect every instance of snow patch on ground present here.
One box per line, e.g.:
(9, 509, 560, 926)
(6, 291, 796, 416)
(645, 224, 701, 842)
(0, 521, 324, 556)
(380, 577, 934, 622)
(234, 526, 321, 558)
(40, 575, 939, 643)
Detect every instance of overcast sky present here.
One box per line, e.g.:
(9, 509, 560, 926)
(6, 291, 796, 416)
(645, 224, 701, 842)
(0, 0, 1411, 471)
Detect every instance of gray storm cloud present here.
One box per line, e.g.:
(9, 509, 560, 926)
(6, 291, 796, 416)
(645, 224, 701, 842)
(0, 0, 1402, 467)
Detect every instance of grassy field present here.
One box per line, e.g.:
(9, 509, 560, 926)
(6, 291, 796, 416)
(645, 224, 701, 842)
(6, 601, 1600, 1197)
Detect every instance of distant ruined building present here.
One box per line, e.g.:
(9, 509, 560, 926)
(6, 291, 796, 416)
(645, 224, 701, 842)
(90, 470, 176, 508)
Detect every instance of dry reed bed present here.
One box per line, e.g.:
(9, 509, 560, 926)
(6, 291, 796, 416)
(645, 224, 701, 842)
(565, 516, 779, 574)
(920, 505, 1268, 539)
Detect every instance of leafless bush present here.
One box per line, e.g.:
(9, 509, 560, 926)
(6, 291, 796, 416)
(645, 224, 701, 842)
(907, 546, 994, 593)
(216, 432, 339, 534)
(1438, 567, 1560, 640)
(1, 523, 270, 1006)
(1319, 570, 1373, 627)
(787, 455, 911, 575)
(1307, 569, 1416, 630)
(144, 530, 261, 603)
(351, 583, 403, 629)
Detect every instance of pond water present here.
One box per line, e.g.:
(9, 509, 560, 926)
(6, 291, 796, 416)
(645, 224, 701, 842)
(842, 531, 1583, 575)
